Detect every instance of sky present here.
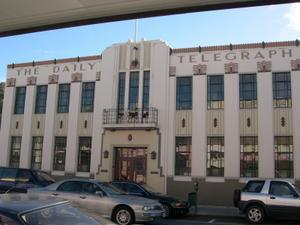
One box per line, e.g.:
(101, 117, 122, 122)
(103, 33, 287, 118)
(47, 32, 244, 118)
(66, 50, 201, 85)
(0, 2, 300, 81)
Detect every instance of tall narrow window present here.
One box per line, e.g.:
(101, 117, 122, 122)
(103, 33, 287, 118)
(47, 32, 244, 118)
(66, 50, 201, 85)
(31, 136, 43, 170)
(142, 71, 150, 110)
(207, 75, 224, 109)
(35, 85, 48, 114)
(57, 84, 70, 113)
(117, 72, 126, 112)
(14, 87, 26, 114)
(175, 137, 192, 176)
(77, 137, 92, 172)
(9, 136, 22, 168)
(128, 72, 139, 110)
(239, 74, 257, 109)
(207, 137, 224, 177)
(53, 137, 67, 171)
(81, 82, 95, 112)
(240, 136, 258, 177)
(273, 72, 292, 108)
(274, 136, 293, 178)
(176, 77, 192, 110)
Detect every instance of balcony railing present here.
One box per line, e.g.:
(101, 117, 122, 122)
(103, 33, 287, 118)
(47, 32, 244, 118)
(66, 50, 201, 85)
(103, 108, 158, 128)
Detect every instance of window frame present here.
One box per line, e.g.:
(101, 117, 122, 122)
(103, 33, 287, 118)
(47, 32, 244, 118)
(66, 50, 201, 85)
(175, 136, 192, 176)
(77, 137, 92, 172)
(128, 71, 139, 110)
(207, 136, 224, 177)
(239, 74, 257, 109)
(9, 136, 22, 168)
(207, 75, 224, 109)
(57, 83, 70, 113)
(53, 136, 67, 171)
(274, 136, 293, 178)
(240, 136, 258, 178)
(31, 136, 43, 170)
(81, 82, 95, 113)
(14, 87, 26, 114)
(35, 85, 48, 114)
(176, 76, 192, 110)
(272, 72, 292, 108)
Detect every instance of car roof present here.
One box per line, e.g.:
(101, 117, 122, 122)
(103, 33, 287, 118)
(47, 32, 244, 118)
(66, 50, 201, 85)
(0, 194, 67, 214)
(0, 166, 45, 173)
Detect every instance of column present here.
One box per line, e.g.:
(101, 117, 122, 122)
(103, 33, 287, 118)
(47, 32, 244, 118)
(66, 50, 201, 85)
(42, 83, 58, 172)
(20, 85, 35, 168)
(0, 86, 15, 166)
(224, 73, 240, 178)
(65, 81, 81, 173)
(292, 70, 300, 179)
(257, 72, 274, 178)
(192, 75, 207, 177)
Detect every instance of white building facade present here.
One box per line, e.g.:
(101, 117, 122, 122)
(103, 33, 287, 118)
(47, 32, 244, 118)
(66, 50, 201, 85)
(1, 40, 300, 205)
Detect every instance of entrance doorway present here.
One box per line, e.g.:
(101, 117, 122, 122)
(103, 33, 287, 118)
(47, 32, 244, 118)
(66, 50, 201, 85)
(115, 147, 147, 183)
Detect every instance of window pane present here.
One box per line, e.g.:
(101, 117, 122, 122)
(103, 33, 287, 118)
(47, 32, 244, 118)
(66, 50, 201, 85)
(239, 74, 257, 109)
(207, 137, 224, 176)
(53, 137, 67, 171)
(9, 136, 22, 168)
(176, 77, 192, 110)
(117, 72, 126, 112)
(81, 82, 95, 112)
(274, 136, 293, 178)
(273, 72, 292, 108)
(142, 71, 150, 110)
(35, 85, 48, 114)
(77, 137, 92, 172)
(14, 87, 26, 114)
(175, 137, 191, 176)
(128, 72, 139, 110)
(240, 136, 258, 177)
(207, 75, 223, 109)
(57, 84, 70, 113)
(31, 136, 43, 170)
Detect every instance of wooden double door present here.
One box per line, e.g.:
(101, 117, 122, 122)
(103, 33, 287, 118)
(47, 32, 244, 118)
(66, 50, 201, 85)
(115, 147, 147, 183)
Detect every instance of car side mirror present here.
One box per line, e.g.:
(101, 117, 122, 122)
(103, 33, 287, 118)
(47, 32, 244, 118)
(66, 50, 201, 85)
(95, 191, 104, 197)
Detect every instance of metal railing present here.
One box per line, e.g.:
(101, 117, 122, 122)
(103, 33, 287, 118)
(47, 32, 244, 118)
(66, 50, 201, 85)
(103, 107, 158, 126)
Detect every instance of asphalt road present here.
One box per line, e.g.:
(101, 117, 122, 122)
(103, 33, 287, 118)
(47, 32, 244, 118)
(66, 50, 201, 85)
(142, 215, 300, 225)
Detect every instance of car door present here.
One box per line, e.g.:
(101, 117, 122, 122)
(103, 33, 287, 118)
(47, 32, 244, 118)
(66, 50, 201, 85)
(266, 181, 300, 216)
(53, 181, 82, 204)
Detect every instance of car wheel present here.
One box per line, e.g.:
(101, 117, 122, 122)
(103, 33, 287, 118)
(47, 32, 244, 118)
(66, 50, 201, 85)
(112, 206, 134, 225)
(246, 205, 265, 224)
(162, 204, 172, 218)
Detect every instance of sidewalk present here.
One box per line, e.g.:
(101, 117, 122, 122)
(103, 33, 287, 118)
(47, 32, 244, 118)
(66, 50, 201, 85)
(189, 205, 243, 218)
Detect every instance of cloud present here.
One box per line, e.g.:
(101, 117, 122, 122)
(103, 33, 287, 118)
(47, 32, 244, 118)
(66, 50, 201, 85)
(285, 3, 300, 33)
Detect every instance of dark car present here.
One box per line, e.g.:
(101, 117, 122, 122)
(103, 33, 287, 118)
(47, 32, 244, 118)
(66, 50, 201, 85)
(111, 181, 189, 218)
(0, 167, 55, 194)
(0, 194, 115, 225)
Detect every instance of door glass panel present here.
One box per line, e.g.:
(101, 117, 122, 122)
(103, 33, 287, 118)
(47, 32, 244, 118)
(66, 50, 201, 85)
(270, 181, 295, 197)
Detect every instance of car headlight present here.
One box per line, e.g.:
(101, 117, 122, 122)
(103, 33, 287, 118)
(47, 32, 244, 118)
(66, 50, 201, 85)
(143, 206, 155, 211)
(171, 201, 186, 207)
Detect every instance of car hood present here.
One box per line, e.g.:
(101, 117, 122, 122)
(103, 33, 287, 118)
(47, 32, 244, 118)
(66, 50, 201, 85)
(110, 194, 159, 205)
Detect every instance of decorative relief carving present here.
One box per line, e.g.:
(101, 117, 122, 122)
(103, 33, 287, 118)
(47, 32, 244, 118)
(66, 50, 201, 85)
(6, 78, 16, 87)
(193, 64, 207, 75)
(71, 72, 82, 82)
(291, 59, 300, 71)
(169, 66, 176, 77)
(130, 59, 139, 70)
(257, 61, 272, 72)
(27, 76, 37, 86)
(96, 72, 101, 81)
(224, 62, 238, 74)
(48, 74, 59, 84)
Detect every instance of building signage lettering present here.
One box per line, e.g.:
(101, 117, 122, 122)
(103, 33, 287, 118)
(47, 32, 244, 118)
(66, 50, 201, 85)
(177, 49, 293, 63)
(15, 62, 96, 76)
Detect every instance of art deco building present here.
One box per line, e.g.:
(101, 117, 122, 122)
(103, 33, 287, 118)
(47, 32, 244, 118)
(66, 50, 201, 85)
(1, 39, 300, 205)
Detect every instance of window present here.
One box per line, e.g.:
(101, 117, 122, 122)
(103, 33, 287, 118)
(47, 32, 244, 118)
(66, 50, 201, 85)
(273, 72, 292, 108)
(81, 182, 101, 195)
(270, 181, 297, 197)
(243, 180, 265, 193)
(14, 87, 26, 114)
(128, 72, 139, 110)
(142, 71, 150, 110)
(57, 181, 81, 192)
(57, 84, 70, 113)
(240, 136, 258, 178)
(53, 137, 67, 171)
(35, 85, 48, 114)
(0, 214, 18, 225)
(9, 136, 22, 168)
(81, 82, 95, 112)
(239, 74, 257, 109)
(77, 137, 92, 172)
(274, 136, 293, 178)
(117, 72, 126, 112)
(16, 170, 35, 183)
(207, 75, 224, 109)
(176, 77, 192, 110)
(31, 136, 43, 170)
(207, 137, 224, 177)
(175, 137, 192, 176)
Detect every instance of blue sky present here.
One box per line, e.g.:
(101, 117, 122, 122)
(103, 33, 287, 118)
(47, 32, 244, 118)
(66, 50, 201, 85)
(0, 3, 300, 81)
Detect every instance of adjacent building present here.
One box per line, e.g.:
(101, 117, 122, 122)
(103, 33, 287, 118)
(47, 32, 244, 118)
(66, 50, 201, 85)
(1, 39, 300, 205)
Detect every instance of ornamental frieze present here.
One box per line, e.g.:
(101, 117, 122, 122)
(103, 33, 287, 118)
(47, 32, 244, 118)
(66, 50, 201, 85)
(193, 64, 207, 75)
(257, 61, 272, 72)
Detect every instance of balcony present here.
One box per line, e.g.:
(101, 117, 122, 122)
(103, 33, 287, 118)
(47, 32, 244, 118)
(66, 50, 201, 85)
(102, 108, 158, 129)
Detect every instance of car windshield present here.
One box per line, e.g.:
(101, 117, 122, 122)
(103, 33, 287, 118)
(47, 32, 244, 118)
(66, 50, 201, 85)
(21, 203, 102, 225)
(98, 183, 125, 195)
(35, 171, 55, 183)
(141, 184, 160, 194)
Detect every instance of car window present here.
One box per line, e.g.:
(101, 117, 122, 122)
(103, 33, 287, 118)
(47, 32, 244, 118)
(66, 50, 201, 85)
(35, 171, 55, 183)
(269, 181, 296, 197)
(0, 214, 18, 225)
(243, 181, 265, 193)
(16, 170, 35, 183)
(125, 184, 144, 194)
(112, 182, 124, 191)
(0, 168, 17, 182)
(81, 182, 101, 195)
(57, 181, 81, 193)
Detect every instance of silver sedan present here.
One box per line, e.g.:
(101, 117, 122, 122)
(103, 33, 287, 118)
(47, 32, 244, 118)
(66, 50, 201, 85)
(29, 178, 163, 225)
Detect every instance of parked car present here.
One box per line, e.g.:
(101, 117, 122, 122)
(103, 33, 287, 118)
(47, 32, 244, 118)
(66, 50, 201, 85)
(234, 179, 300, 223)
(0, 193, 116, 225)
(111, 181, 190, 218)
(29, 178, 163, 225)
(0, 167, 55, 194)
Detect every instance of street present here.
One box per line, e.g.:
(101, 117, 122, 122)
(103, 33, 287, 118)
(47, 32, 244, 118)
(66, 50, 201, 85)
(143, 215, 300, 225)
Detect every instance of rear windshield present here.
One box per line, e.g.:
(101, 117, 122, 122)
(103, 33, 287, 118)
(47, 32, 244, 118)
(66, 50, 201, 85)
(243, 181, 265, 193)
